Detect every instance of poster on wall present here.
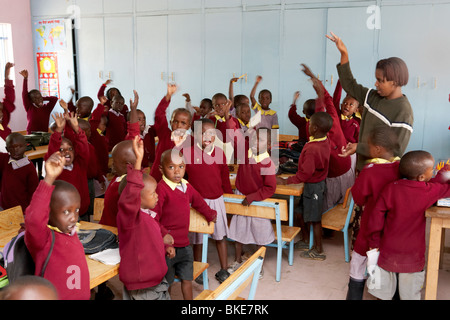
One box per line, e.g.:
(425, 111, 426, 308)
(36, 52, 60, 98)
(33, 19, 66, 52)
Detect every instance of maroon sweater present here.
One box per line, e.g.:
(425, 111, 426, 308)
(368, 179, 450, 273)
(0, 79, 15, 140)
(126, 121, 156, 169)
(89, 103, 109, 177)
(0, 154, 38, 211)
(332, 80, 360, 144)
(105, 109, 127, 151)
(117, 166, 167, 290)
(99, 177, 121, 227)
(25, 181, 90, 300)
(45, 130, 90, 216)
(288, 104, 308, 142)
(22, 78, 57, 134)
(154, 179, 217, 247)
(351, 161, 400, 256)
(184, 144, 232, 199)
(97, 84, 129, 118)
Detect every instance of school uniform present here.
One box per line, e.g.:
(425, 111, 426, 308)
(97, 84, 129, 118)
(0, 79, 15, 141)
(99, 176, 122, 227)
(105, 109, 127, 151)
(332, 80, 360, 144)
(0, 153, 38, 211)
(117, 166, 169, 298)
(89, 103, 110, 178)
(25, 181, 90, 300)
(126, 121, 156, 169)
(288, 104, 309, 142)
(45, 129, 90, 217)
(150, 96, 193, 182)
(252, 102, 279, 129)
(22, 78, 57, 134)
(185, 143, 232, 243)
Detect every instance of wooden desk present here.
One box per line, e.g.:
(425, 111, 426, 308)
(25, 145, 48, 160)
(78, 221, 119, 290)
(425, 206, 450, 300)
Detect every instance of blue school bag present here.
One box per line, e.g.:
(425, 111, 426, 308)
(0, 230, 55, 288)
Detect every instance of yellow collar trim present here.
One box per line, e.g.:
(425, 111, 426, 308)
(248, 150, 270, 163)
(238, 118, 249, 128)
(340, 114, 353, 121)
(308, 136, 327, 143)
(366, 156, 400, 164)
(162, 175, 189, 191)
(47, 222, 80, 235)
(252, 103, 277, 116)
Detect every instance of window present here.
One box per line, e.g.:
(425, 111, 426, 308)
(0, 23, 15, 84)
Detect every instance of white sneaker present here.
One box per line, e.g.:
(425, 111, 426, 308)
(227, 260, 242, 274)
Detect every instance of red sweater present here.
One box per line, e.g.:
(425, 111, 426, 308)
(105, 109, 127, 151)
(25, 181, 90, 300)
(0, 79, 15, 140)
(184, 144, 232, 199)
(287, 137, 330, 185)
(150, 96, 193, 182)
(154, 179, 217, 247)
(126, 121, 156, 169)
(288, 104, 309, 142)
(22, 78, 57, 134)
(97, 84, 129, 118)
(0, 154, 38, 211)
(368, 179, 450, 273)
(332, 80, 360, 144)
(117, 166, 167, 290)
(351, 161, 400, 256)
(315, 83, 352, 178)
(89, 103, 110, 177)
(45, 130, 90, 216)
(99, 177, 121, 227)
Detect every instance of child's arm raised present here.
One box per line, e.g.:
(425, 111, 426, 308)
(3, 63, 15, 113)
(43, 152, 65, 186)
(250, 75, 262, 108)
(20, 69, 32, 112)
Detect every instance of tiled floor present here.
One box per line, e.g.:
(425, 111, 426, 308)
(103, 217, 450, 300)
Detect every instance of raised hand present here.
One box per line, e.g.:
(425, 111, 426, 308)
(104, 79, 112, 86)
(4, 62, 14, 80)
(132, 135, 144, 170)
(19, 69, 28, 79)
(43, 151, 64, 185)
(293, 91, 301, 104)
(99, 95, 108, 105)
(182, 93, 191, 102)
(65, 111, 79, 133)
(326, 31, 349, 64)
(51, 112, 66, 133)
(59, 99, 69, 114)
(129, 90, 139, 110)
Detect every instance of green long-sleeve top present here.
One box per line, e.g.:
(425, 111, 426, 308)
(336, 62, 414, 171)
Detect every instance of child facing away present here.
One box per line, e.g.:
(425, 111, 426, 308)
(182, 93, 214, 124)
(226, 106, 277, 276)
(0, 63, 16, 144)
(154, 149, 217, 300)
(366, 150, 450, 300)
(0, 132, 38, 211)
(327, 32, 414, 172)
(25, 151, 91, 300)
(117, 136, 174, 300)
(277, 111, 333, 261)
(19, 69, 58, 134)
(346, 126, 401, 300)
(150, 83, 193, 182)
(288, 91, 315, 144)
(185, 118, 233, 284)
(250, 75, 279, 130)
(44, 112, 90, 220)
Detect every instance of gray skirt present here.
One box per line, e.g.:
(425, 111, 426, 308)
(189, 195, 229, 244)
(227, 189, 275, 245)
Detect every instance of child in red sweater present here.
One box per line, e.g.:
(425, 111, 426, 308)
(185, 118, 233, 283)
(182, 93, 214, 124)
(97, 79, 129, 118)
(346, 126, 400, 300)
(117, 136, 174, 300)
(288, 91, 315, 144)
(25, 151, 90, 300)
(0, 132, 38, 211)
(154, 149, 217, 300)
(226, 107, 277, 275)
(150, 83, 193, 182)
(105, 94, 128, 151)
(367, 151, 450, 300)
(19, 69, 58, 134)
(0, 63, 16, 143)
(277, 111, 332, 261)
(332, 80, 360, 145)
(45, 112, 90, 220)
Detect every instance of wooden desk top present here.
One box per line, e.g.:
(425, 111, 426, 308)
(25, 145, 48, 160)
(78, 221, 119, 289)
(229, 173, 303, 197)
(426, 206, 450, 219)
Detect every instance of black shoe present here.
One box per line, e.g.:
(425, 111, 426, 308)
(215, 269, 230, 283)
(346, 278, 366, 300)
(194, 275, 204, 285)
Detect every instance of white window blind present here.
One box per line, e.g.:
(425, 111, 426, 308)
(0, 23, 14, 84)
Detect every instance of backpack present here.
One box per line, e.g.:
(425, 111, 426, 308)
(78, 228, 118, 255)
(24, 131, 51, 147)
(0, 229, 55, 287)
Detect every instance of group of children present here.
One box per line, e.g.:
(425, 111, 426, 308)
(0, 31, 447, 301)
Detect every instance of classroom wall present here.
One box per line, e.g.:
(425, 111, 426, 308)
(28, 0, 450, 161)
(0, 0, 35, 131)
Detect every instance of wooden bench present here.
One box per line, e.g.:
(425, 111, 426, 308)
(0, 206, 24, 249)
(223, 193, 300, 282)
(195, 247, 266, 300)
(278, 134, 299, 142)
(309, 187, 356, 262)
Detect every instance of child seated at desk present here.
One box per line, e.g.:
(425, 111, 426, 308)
(366, 150, 450, 300)
(154, 149, 217, 300)
(0, 132, 38, 211)
(117, 136, 174, 300)
(25, 151, 90, 300)
(277, 111, 332, 261)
